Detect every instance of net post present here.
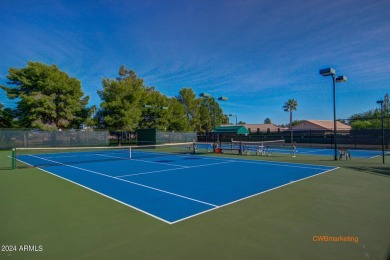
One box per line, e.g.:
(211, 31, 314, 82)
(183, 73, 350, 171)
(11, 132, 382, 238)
(129, 146, 132, 159)
(192, 142, 196, 154)
(11, 148, 16, 170)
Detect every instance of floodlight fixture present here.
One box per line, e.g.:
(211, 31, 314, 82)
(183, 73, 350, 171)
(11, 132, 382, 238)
(218, 96, 228, 101)
(199, 93, 212, 98)
(319, 68, 336, 77)
(336, 75, 347, 83)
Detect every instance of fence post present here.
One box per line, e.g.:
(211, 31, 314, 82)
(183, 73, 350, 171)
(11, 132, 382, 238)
(11, 148, 16, 170)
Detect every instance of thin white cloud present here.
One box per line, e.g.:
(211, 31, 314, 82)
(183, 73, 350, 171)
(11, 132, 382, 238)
(1, 0, 389, 123)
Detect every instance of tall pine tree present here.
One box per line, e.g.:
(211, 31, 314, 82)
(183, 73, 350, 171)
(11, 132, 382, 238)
(0, 62, 89, 130)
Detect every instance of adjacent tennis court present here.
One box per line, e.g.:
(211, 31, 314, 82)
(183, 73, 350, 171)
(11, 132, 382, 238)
(15, 143, 336, 224)
(277, 147, 382, 158)
(199, 140, 382, 159)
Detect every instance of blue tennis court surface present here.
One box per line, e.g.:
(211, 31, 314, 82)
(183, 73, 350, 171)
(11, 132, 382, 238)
(18, 149, 336, 224)
(270, 147, 381, 158)
(202, 143, 382, 158)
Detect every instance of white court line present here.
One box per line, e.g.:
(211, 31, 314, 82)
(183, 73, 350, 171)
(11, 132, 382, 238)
(26, 154, 218, 208)
(296, 149, 331, 154)
(170, 167, 339, 224)
(220, 158, 332, 171)
(180, 151, 337, 169)
(23, 149, 128, 158)
(22, 148, 332, 172)
(46, 154, 96, 159)
(95, 154, 188, 168)
(17, 154, 339, 224)
(116, 161, 234, 178)
(127, 158, 188, 168)
(15, 156, 174, 224)
(20, 149, 336, 179)
(116, 167, 187, 178)
(38, 165, 173, 224)
(369, 151, 389, 159)
(44, 152, 128, 159)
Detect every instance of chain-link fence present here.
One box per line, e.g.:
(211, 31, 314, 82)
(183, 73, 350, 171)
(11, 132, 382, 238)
(156, 131, 197, 143)
(198, 129, 389, 150)
(0, 129, 109, 149)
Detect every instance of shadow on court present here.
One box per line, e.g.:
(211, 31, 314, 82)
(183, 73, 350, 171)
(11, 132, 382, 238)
(344, 165, 390, 178)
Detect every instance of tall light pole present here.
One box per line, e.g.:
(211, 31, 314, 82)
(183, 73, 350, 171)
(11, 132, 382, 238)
(144, 105, 168, 129)
(228, 114, 237, 125)
(377, 100, 385, 164)
(199, 93, 228, 149)
(319, 68, 347, 160)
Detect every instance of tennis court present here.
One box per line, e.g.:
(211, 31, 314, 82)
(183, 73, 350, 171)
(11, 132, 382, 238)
(246, 146, 381, 158)
(276, 147, 382, 158)
(15, 143, 336, 224)
(203, 141, 382, 159)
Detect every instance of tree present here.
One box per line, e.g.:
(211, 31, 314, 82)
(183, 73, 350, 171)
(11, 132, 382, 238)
(197, 97, 225, 132)
(350, 120, 375, 130)
(212, 100, 225, 128)
(166, 98, 189, 131)
(82, 105, 99, 129)
(0, 104, 14, 128)
(383, 93, 389, 128)
(347, 93, 389, 129)
(97, 66, 145, 131)
(221, 114, 230, 125)
(283, 99, 298, 144)
(138, 87, 170, 130)
(292, 119, 303, 127)
(349, 109, 381, 129)
(384, 93, 389, 113)
(176, 88, 200, 130)
(198, 98, 213, 132)
(0, 62, 89, 130)
(264, 118, 271, 124)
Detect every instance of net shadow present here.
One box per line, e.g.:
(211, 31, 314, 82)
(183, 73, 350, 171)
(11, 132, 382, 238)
(15, 156, 130, 169)
(344, 166, 390, 178)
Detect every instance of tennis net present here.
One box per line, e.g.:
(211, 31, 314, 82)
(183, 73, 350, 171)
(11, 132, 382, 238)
(129, 142, 195, 159)
(12, 142, 196, 169)
(231, 139, 286, 150)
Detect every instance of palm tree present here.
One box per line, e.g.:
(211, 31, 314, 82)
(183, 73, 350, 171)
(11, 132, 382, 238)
(283, 99, 298, 145)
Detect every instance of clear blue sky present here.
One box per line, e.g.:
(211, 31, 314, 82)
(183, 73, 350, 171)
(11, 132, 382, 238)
(1, 0, 389, 125)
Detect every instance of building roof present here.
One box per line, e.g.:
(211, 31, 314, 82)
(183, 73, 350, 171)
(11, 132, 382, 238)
(238, 124, 287, 132)
(212, 125, 249, 134)
(293, 120, 351, 131)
